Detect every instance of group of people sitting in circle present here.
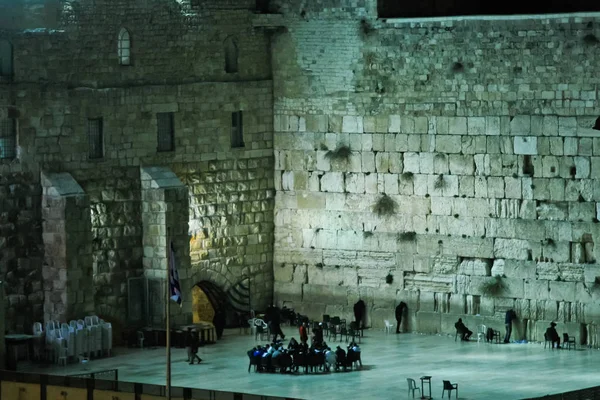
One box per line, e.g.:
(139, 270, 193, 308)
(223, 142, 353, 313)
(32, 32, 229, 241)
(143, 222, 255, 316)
(247, 337, 362, 373)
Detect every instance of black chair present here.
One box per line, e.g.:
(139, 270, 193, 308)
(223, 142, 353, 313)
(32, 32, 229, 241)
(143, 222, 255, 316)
(442, 380, 458, 399)
(544, 332, 555, 350)
(563, 333, 576, 350)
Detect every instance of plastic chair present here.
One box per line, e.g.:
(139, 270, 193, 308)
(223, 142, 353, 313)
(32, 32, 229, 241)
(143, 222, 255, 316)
(61, 323, 75, 361)
(101, 322, 113, 356)
(563, 333, 576, 350)
(137, 331, 145, 348)
(476, 324, 487, 342)
(442, 380, 458, 399)
(407, 378, 421, 398)
(384, 320, 393, 334)
(56, 339, 68, 367)
(254, 319, 269, 341)
(32, 322, 44, 361)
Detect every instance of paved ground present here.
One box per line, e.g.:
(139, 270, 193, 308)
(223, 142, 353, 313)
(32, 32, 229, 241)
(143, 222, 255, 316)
(21, 326, 600, 399)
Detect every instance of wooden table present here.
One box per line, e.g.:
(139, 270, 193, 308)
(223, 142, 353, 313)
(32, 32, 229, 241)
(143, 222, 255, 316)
(5, 334, 34, 368)
(179, 323, 217, 344)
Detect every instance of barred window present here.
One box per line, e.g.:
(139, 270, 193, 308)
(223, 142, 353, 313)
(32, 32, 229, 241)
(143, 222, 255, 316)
(231, 111, 244, 148)
(224, 36, 238, 74)
(87, 118, 104, 159)
(157, 112, 174, 152)
(0, 40, 13, 79)
(118, 28, 131, 66)
(0, 118, 16, 159)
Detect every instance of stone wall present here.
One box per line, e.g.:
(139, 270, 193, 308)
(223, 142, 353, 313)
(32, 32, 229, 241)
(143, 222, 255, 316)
(272, 2, 600, 343)
(0, 0, 274, 330)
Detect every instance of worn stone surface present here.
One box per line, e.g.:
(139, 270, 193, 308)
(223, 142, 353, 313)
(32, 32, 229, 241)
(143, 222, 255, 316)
(271, 2, 600, 339)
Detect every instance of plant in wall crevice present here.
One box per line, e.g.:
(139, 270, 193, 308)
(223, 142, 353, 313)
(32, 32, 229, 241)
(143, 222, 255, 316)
(401, 171, 414, 180)
(325, 145, 352, 162)
(434, 174, 446, 189)
(385, 273, 394, 284)
(363, 231, 374, 238)
(583, 33, 599, 45)
(480, 275, 507, 296)
(398, 231, 416, 242)
(373, 193, 398, 217)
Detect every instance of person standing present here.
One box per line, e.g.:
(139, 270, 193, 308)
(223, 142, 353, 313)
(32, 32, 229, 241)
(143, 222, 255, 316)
(354, 299, 366, 329)
(299, 321, 308, 345)
(184, 327, 193, 362)
(504, 309, 517, 343)
(395, 301, 407, 334)
(189, 330, 202, 364)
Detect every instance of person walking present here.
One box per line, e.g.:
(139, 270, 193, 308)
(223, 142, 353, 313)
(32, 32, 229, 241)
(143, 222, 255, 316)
(504, 309, 517, 343)
(189, 330, 202, 364)
(395, 301, 407, 333)
(184, 327, 193, 362)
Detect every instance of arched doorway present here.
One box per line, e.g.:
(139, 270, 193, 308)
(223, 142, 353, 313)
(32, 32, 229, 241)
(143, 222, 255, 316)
(191, 279, 252, 338)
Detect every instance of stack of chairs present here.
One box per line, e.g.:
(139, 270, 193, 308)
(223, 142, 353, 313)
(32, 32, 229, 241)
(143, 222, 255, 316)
(85, 316, 102, 358)
(100, 319, 112, 356)
(32, 322, 44, 361)
(60, 323, 76, 362)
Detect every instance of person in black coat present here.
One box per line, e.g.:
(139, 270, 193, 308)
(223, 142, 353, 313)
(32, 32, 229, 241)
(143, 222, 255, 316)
(189, 330, 202, 364)
(354, 299, 366, 329)
(504, 309, 517, 343)
(545, 322, 561, 348)
(455, 318, 472, 341)
(395, 301, 407, 333)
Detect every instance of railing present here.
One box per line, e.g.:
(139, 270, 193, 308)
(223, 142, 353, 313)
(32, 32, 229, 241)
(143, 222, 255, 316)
(0, 369, 302, 400)
(524, 386, 600, 400)
(70, 368, 118, 381)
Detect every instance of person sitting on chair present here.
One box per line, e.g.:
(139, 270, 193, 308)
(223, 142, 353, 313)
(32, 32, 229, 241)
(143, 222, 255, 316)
(545, 322, 561, 348)
(455, 318, 472, 341)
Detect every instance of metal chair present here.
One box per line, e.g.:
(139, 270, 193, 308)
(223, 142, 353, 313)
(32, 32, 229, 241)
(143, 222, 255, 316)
(442, 380, 458, 399)
(563, 333, 576, 350)
(407, 378, 421, 398)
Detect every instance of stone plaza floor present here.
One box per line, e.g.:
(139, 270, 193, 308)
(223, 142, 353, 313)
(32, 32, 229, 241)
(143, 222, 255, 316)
(22, 326, 600, 399)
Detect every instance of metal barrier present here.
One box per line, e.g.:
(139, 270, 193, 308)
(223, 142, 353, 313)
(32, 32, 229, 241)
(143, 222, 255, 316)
(524, 386, 600, 400)
(0, 369, 302, 400)
(70, 368, 118, 381)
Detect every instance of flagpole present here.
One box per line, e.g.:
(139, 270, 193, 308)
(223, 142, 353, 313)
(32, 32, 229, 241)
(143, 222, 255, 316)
(166, 226, 171, 400)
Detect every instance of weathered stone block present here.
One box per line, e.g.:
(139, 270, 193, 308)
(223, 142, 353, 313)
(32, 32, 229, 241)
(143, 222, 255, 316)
(524, 280, 549, 300)
(494, 238, 531, 260)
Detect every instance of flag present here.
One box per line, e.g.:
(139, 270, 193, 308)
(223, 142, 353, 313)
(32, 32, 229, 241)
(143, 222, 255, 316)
(169, 241, 182, 306)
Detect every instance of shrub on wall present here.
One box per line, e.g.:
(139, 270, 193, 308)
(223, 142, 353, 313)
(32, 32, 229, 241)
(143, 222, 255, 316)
(480, 275, 506, 296)
(325, 145, 352, 162)
(373, 194, 397, 217)
(398, 231, 416, 241)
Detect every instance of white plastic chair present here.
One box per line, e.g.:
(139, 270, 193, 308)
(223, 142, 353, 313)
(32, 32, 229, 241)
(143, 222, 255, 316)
(85, 316, 102, 357)
(44, 321, 57, 362)
(384, 320, 394, 334)
(101, 321, 112, 356)
(477, 324, 487, 343)
(61, 323, 75, 361)
(254, 319, 269, 341)
(32, 322, 44, 360)
(55, 338, 68, 366)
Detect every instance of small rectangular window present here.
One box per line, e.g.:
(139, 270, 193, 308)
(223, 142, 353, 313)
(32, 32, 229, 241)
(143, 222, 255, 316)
(0, 118, 17, 159)
(157, 112, 175, 152)
(231, 111, 244, 148)
(88, 118, 104, 159)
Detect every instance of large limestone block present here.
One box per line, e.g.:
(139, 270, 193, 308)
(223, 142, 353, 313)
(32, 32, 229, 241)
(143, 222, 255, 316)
(536, 202, 568, 220)
(342, 116, 364, 133)
(548, 281, 576, 302)
(449, 154, 475, 175)
(404, 152, 420, 173)
(441, 237, 494, 259)
(558, 263, 585, 281)
(458, 258, 491, 276)
(274, 248, 323, 265)
(513, 136, 538, 155)
(307, 265, 357, 287)
(416, 311, 442, 334)
(274, 263, 294, 282)
(274, 282, 303, 304)
(322, 249, 356, 267)
(320, 172, 344, 193)
(433, 256, 460, 274)
(535, 262, 559, 281)
(303, 284, 349, 305)
(524, 280, 549, 300)
(494, 238, 531, 260)
(356, 251, 396, 268)
(404, 273, 454, 293)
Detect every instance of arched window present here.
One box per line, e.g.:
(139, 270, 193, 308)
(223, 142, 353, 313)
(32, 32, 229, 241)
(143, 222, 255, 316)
(0, 40, 13, 79)
(224, 36, 238, 74)
(117, 28, 131, 66)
